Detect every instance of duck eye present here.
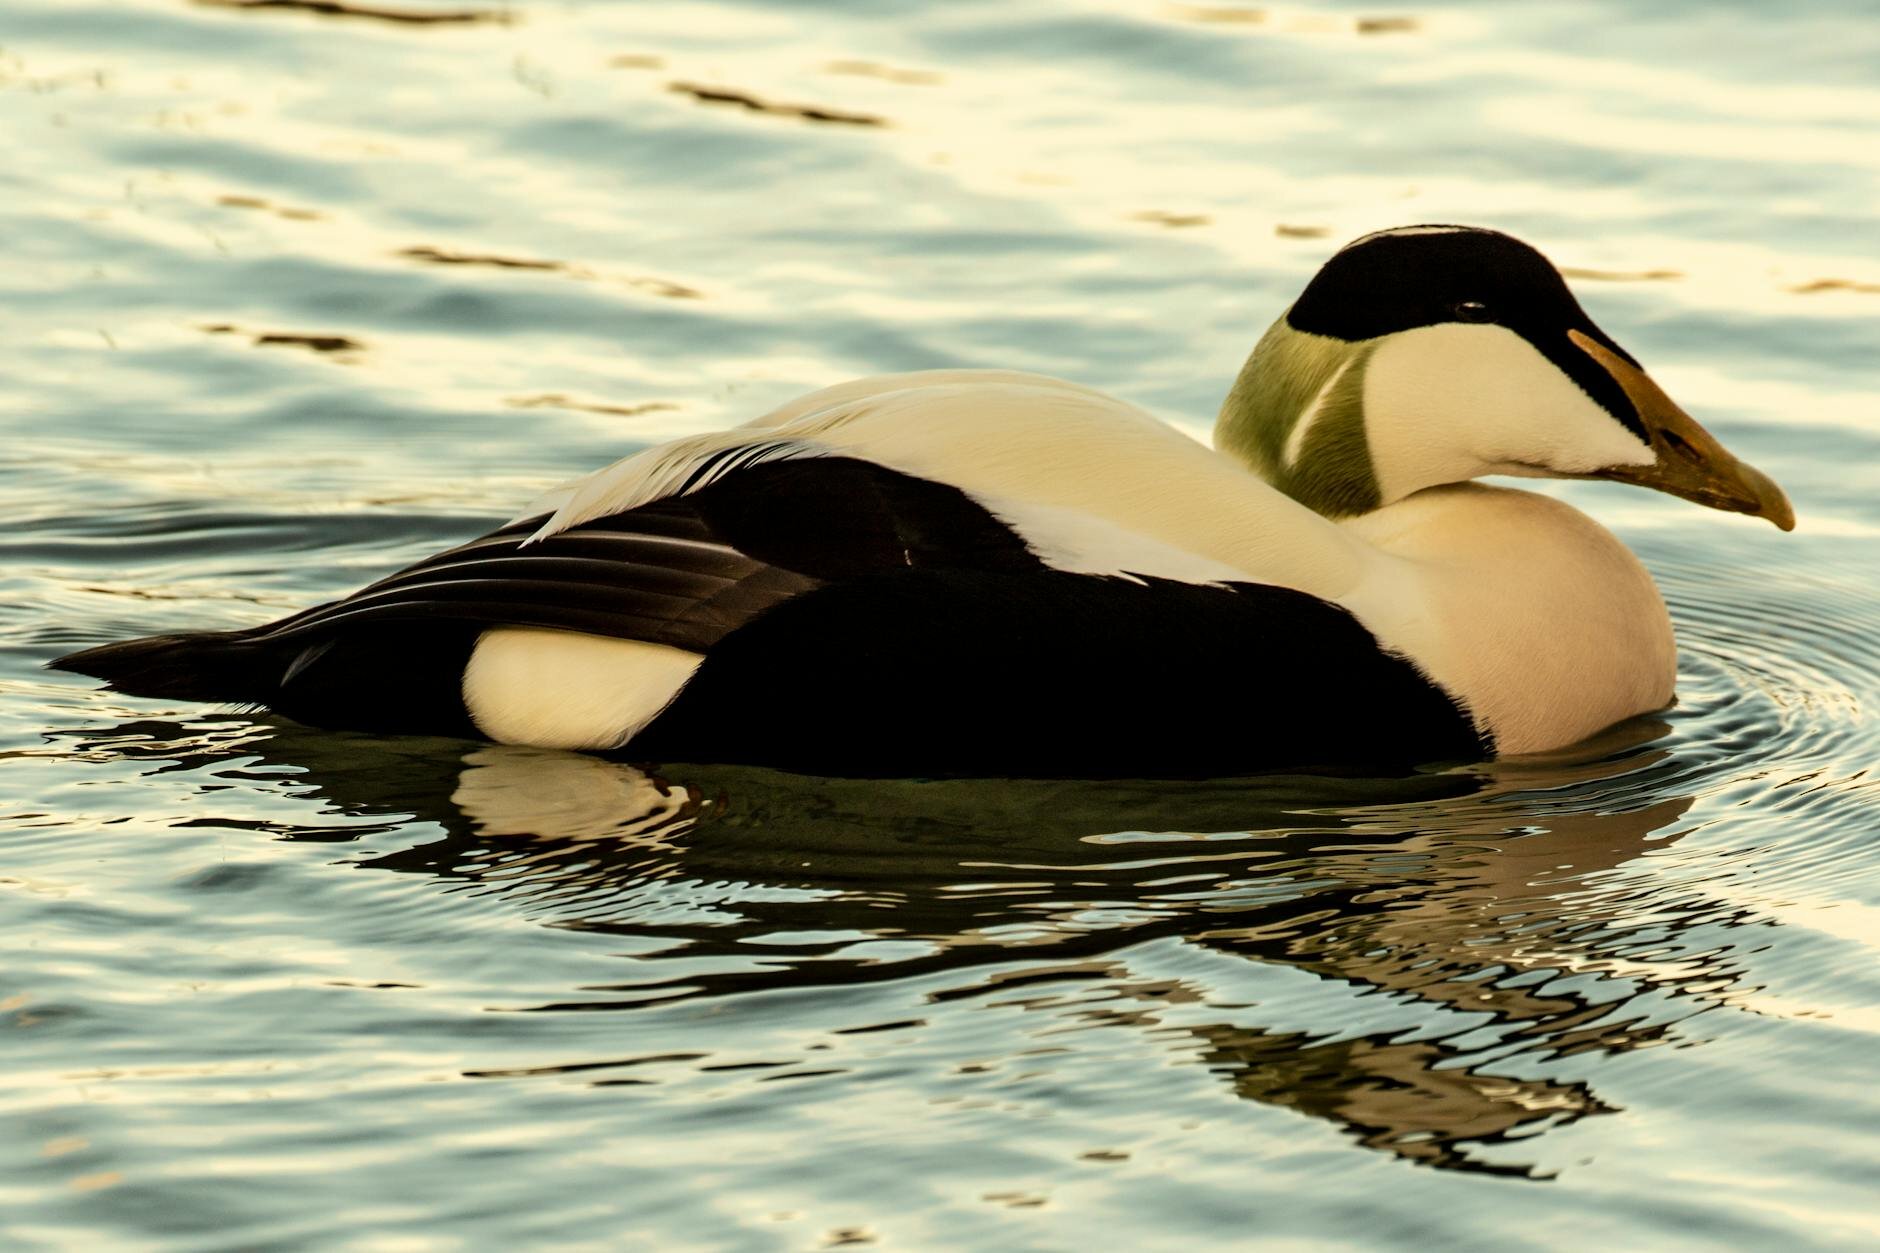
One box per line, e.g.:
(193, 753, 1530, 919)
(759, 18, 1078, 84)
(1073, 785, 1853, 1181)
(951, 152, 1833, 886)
(1453, 300, 1493, 323)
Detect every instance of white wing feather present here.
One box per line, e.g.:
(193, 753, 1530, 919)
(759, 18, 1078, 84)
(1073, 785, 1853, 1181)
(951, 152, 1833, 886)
(516, 368, 1369, 600)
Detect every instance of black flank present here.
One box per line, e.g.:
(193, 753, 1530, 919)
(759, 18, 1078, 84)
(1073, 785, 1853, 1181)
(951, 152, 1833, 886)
(631, 570, 1487, 778)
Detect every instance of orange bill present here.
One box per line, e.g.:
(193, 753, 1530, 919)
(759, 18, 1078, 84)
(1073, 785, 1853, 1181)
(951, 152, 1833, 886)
(1571, 329, 1795, 531)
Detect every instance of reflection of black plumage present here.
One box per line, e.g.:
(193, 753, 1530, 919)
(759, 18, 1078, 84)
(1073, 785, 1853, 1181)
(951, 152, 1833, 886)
(53, 716, 1725, 1176)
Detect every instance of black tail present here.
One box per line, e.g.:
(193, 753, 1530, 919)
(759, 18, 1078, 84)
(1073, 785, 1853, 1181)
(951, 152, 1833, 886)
(49, 630, 283, 705)
(52, 623, 486, 738)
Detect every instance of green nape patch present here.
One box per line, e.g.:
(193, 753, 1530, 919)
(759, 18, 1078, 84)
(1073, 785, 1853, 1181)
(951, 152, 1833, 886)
(1214, 321, 1381, 518)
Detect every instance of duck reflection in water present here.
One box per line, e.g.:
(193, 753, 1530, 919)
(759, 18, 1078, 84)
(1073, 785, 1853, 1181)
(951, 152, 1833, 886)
(61, 716, 1739, 1177)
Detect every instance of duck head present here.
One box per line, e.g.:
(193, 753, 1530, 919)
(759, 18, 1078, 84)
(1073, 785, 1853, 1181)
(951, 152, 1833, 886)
(1215, 225, 1794, 530)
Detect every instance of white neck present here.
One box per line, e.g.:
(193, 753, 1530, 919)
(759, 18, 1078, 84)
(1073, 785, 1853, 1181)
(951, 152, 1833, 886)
(1361, 324, 1655, 506)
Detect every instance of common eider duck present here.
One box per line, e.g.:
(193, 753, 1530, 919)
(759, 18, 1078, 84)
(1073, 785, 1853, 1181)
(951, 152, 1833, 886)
(54, 226, 1793, 778)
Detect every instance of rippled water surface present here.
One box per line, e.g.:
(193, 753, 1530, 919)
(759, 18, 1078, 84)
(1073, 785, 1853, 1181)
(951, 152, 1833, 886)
(5, 1, 1879, 1247)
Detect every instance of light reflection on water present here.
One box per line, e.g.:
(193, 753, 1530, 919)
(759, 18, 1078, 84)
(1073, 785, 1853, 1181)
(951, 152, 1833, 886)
(3, 0, 1878, 1247)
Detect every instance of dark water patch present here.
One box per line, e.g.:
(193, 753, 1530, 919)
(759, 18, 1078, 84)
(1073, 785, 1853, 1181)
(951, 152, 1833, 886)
(505, 393, 677, 418)
(398, 245, 703, 299)
(465, 1051, 707, 1080)
(200, 323, 364, 355)
(822, 1227, 878, 1247)
(254, 331, 362, 354)
(1132, 210, 1211, 228)
(1194, 1023, 1607, 1178)
(617, 274, 704, 300)
(399, 245, 582, 275)
(668, 82, 888, 128)
(832, 1018, 924, 1035)
(1162, 6, 1418, 36)
(192, 0, 512, 26)
(1561, 266, 1684, 282)
(215, 193, 325, 221)
(1790, 277, 1880, 295)
(174, 860, 283, 893)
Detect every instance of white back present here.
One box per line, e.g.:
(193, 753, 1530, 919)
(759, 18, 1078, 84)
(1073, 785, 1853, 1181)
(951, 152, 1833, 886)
(528, 370, 1373, 601)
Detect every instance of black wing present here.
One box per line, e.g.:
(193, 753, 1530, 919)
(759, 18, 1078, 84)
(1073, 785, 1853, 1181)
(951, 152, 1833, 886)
(52, 457, 1048, 735)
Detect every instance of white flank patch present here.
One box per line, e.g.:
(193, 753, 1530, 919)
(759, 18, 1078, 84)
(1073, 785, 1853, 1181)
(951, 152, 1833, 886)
(1281, 354, 1356, 470)
(988, 500, 1250, 585)
(462, 628, 702, 751)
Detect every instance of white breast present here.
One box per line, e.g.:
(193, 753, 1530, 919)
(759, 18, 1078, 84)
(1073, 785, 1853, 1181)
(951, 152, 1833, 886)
(1338, 484, 1676, 754)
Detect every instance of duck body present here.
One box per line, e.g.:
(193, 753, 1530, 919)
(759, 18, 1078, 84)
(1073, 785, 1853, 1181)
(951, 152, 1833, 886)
(54, 227, 1789, 778)
(55, 369, 1657, 776)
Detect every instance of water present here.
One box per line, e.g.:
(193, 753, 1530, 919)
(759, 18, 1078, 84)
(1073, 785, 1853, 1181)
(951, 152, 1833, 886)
(4, 0, 1878, 1246)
